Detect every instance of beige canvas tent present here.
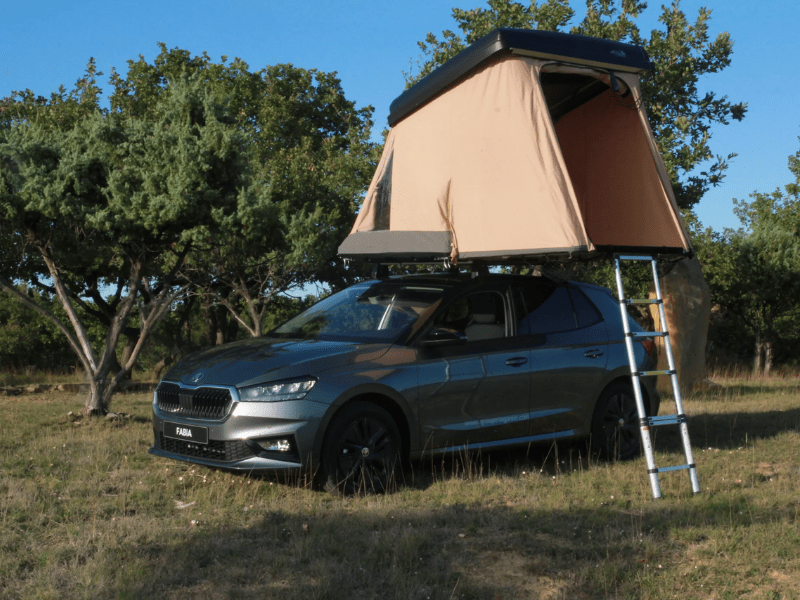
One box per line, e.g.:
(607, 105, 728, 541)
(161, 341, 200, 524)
(338, 29, 691, 264)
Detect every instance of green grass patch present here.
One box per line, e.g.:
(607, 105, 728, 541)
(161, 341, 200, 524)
(1, 377, 800, 598)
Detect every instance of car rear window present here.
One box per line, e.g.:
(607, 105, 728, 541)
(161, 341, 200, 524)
(515, 281, 603, 335)
(570, 287, 602, 328)
(516, 281, 576, 334)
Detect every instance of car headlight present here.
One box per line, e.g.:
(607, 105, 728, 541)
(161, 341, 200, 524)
(238, 378, 317, 402)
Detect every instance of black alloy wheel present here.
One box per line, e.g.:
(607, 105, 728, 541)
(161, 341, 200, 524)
(320, 402, 401, 495)
(591, 382, 641, 460)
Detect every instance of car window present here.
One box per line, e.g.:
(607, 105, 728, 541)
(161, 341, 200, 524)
(570, 287, 603, 328)
(516, 281, 577, 335)
(272, 282, 447, 342)
(434, 291, 507, 342)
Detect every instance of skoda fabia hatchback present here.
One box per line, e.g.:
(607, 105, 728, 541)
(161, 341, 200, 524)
(149, 274, 659, 494)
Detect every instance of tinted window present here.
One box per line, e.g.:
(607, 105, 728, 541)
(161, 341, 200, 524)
(516, 281, 577, 335)
(569, 287, 603, 328)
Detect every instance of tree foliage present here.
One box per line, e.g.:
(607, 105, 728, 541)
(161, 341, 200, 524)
(406, 0, 746, 209)
(108, 47, 378, 338)
(0, 47, 375, 411)
(695, 135, 800, 373)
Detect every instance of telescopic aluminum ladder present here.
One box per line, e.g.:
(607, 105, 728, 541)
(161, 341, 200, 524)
(613, 255, 701, 499)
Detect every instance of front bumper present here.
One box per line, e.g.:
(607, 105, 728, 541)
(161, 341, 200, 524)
(150, 387, 329, 472)
(147, 445, 306, 472)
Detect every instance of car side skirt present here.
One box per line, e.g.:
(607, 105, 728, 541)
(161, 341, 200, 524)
(410, 429, 576, 460)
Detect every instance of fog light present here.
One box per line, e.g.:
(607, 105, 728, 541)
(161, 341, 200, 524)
(260, 439, 292, 452)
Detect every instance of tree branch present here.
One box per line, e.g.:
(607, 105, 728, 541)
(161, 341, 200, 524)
(0, 277, 95, 376)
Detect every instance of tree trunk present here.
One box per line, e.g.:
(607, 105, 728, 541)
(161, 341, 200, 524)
(153, 346, 180, 378)
(764, 338, 773, 377)
(753, 323, 763, 374)
(204, 301, 219, 346)
(215, 304, 227, 345)
(647, 256, 711, 395)
(84, 375, 108, 416)
(118, 334, 138, 380)
(226, 316, 240, 342)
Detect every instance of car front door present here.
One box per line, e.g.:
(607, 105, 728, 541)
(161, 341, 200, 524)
(416, 287, 531, 451)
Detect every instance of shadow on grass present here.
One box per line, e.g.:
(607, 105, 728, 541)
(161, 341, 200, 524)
(229, 403, 800, 495)
(112, 486, 799, 599)
(402, 404, 800, 487)
(652, 408, 800, 453)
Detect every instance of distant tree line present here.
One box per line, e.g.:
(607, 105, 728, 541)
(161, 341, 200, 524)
(2, 0, 794, 415)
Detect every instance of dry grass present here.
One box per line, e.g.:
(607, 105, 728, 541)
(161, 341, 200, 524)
(0, 367, 158, 388)
(1, 374, 800, 599)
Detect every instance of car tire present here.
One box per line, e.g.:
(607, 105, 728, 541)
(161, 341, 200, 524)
(320, 402, 401, 495)
(591, 382, 641, 461)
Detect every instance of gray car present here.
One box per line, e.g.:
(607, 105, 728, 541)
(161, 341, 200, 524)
(149, 273, 659, 494)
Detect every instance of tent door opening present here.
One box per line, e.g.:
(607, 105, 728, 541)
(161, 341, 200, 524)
(540, 66, 683, 252)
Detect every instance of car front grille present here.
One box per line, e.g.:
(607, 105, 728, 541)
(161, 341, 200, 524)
(155, 382, 234, 420)
(158, 433, 254, 462)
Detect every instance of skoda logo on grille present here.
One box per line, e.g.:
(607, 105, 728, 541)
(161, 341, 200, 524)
(190, 372, 205, 384)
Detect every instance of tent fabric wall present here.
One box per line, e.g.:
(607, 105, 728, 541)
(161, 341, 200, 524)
(389, 55, 590, 260)
(621, 72, 692, 249)
(339, 51, 691, 263)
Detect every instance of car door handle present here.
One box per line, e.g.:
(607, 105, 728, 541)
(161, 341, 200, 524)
(584, 349, 604, 359)
(505, 357, 528, 367)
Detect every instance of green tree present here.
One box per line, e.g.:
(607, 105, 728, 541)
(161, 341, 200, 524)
(1, 48, 375, 411)
(406, 0, 746, 209)
(696, 135, 800, 374)
(110, 47, 377, 338)
(0, 58, 267, 414)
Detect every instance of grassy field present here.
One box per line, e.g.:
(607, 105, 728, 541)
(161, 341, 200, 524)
(1, 375, 800, 599)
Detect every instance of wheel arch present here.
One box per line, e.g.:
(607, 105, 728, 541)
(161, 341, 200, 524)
(598, 374, 654, 417)
(311, 387, 413, 467)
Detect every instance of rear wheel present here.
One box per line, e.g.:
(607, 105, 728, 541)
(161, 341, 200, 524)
(591, 382, 641, 460)
(320, 402, 401, 495)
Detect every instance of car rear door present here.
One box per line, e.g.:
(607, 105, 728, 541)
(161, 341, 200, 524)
(514, 280, 609, 436)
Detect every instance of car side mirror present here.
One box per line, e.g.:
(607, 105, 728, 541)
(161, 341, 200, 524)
(422, 328, 467, 346)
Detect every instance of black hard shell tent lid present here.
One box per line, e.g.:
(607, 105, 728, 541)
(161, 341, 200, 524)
(338, 28, 691, 265)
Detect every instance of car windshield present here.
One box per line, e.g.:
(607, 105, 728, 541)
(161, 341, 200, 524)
(271, 281, 448, 342)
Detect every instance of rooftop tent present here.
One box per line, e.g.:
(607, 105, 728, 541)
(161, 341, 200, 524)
(338, 28, 692, 264)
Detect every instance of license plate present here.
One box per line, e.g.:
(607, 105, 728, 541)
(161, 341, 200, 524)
(164, 422, 209, 445)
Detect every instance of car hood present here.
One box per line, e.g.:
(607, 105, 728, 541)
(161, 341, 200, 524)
(162, 337, 393, 388)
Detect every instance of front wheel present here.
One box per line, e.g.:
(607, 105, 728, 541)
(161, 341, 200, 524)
(320, 402, 401, 495)
(591, 382, 641, 460)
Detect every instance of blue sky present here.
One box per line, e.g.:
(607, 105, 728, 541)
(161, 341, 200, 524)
(2, 0, 798, 232)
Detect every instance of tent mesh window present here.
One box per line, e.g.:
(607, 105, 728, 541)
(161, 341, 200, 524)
(540, 70, 613, 124)
(373, 152, 393, 231)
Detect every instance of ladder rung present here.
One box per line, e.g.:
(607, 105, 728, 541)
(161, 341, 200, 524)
(649, 463, 695, 474)
(628, 331, 667, 338)
(633, 369, 676, 377)
(623, 298, 662, 305)
(617, 254, 656, 261)
(640, 414, 687, 427)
